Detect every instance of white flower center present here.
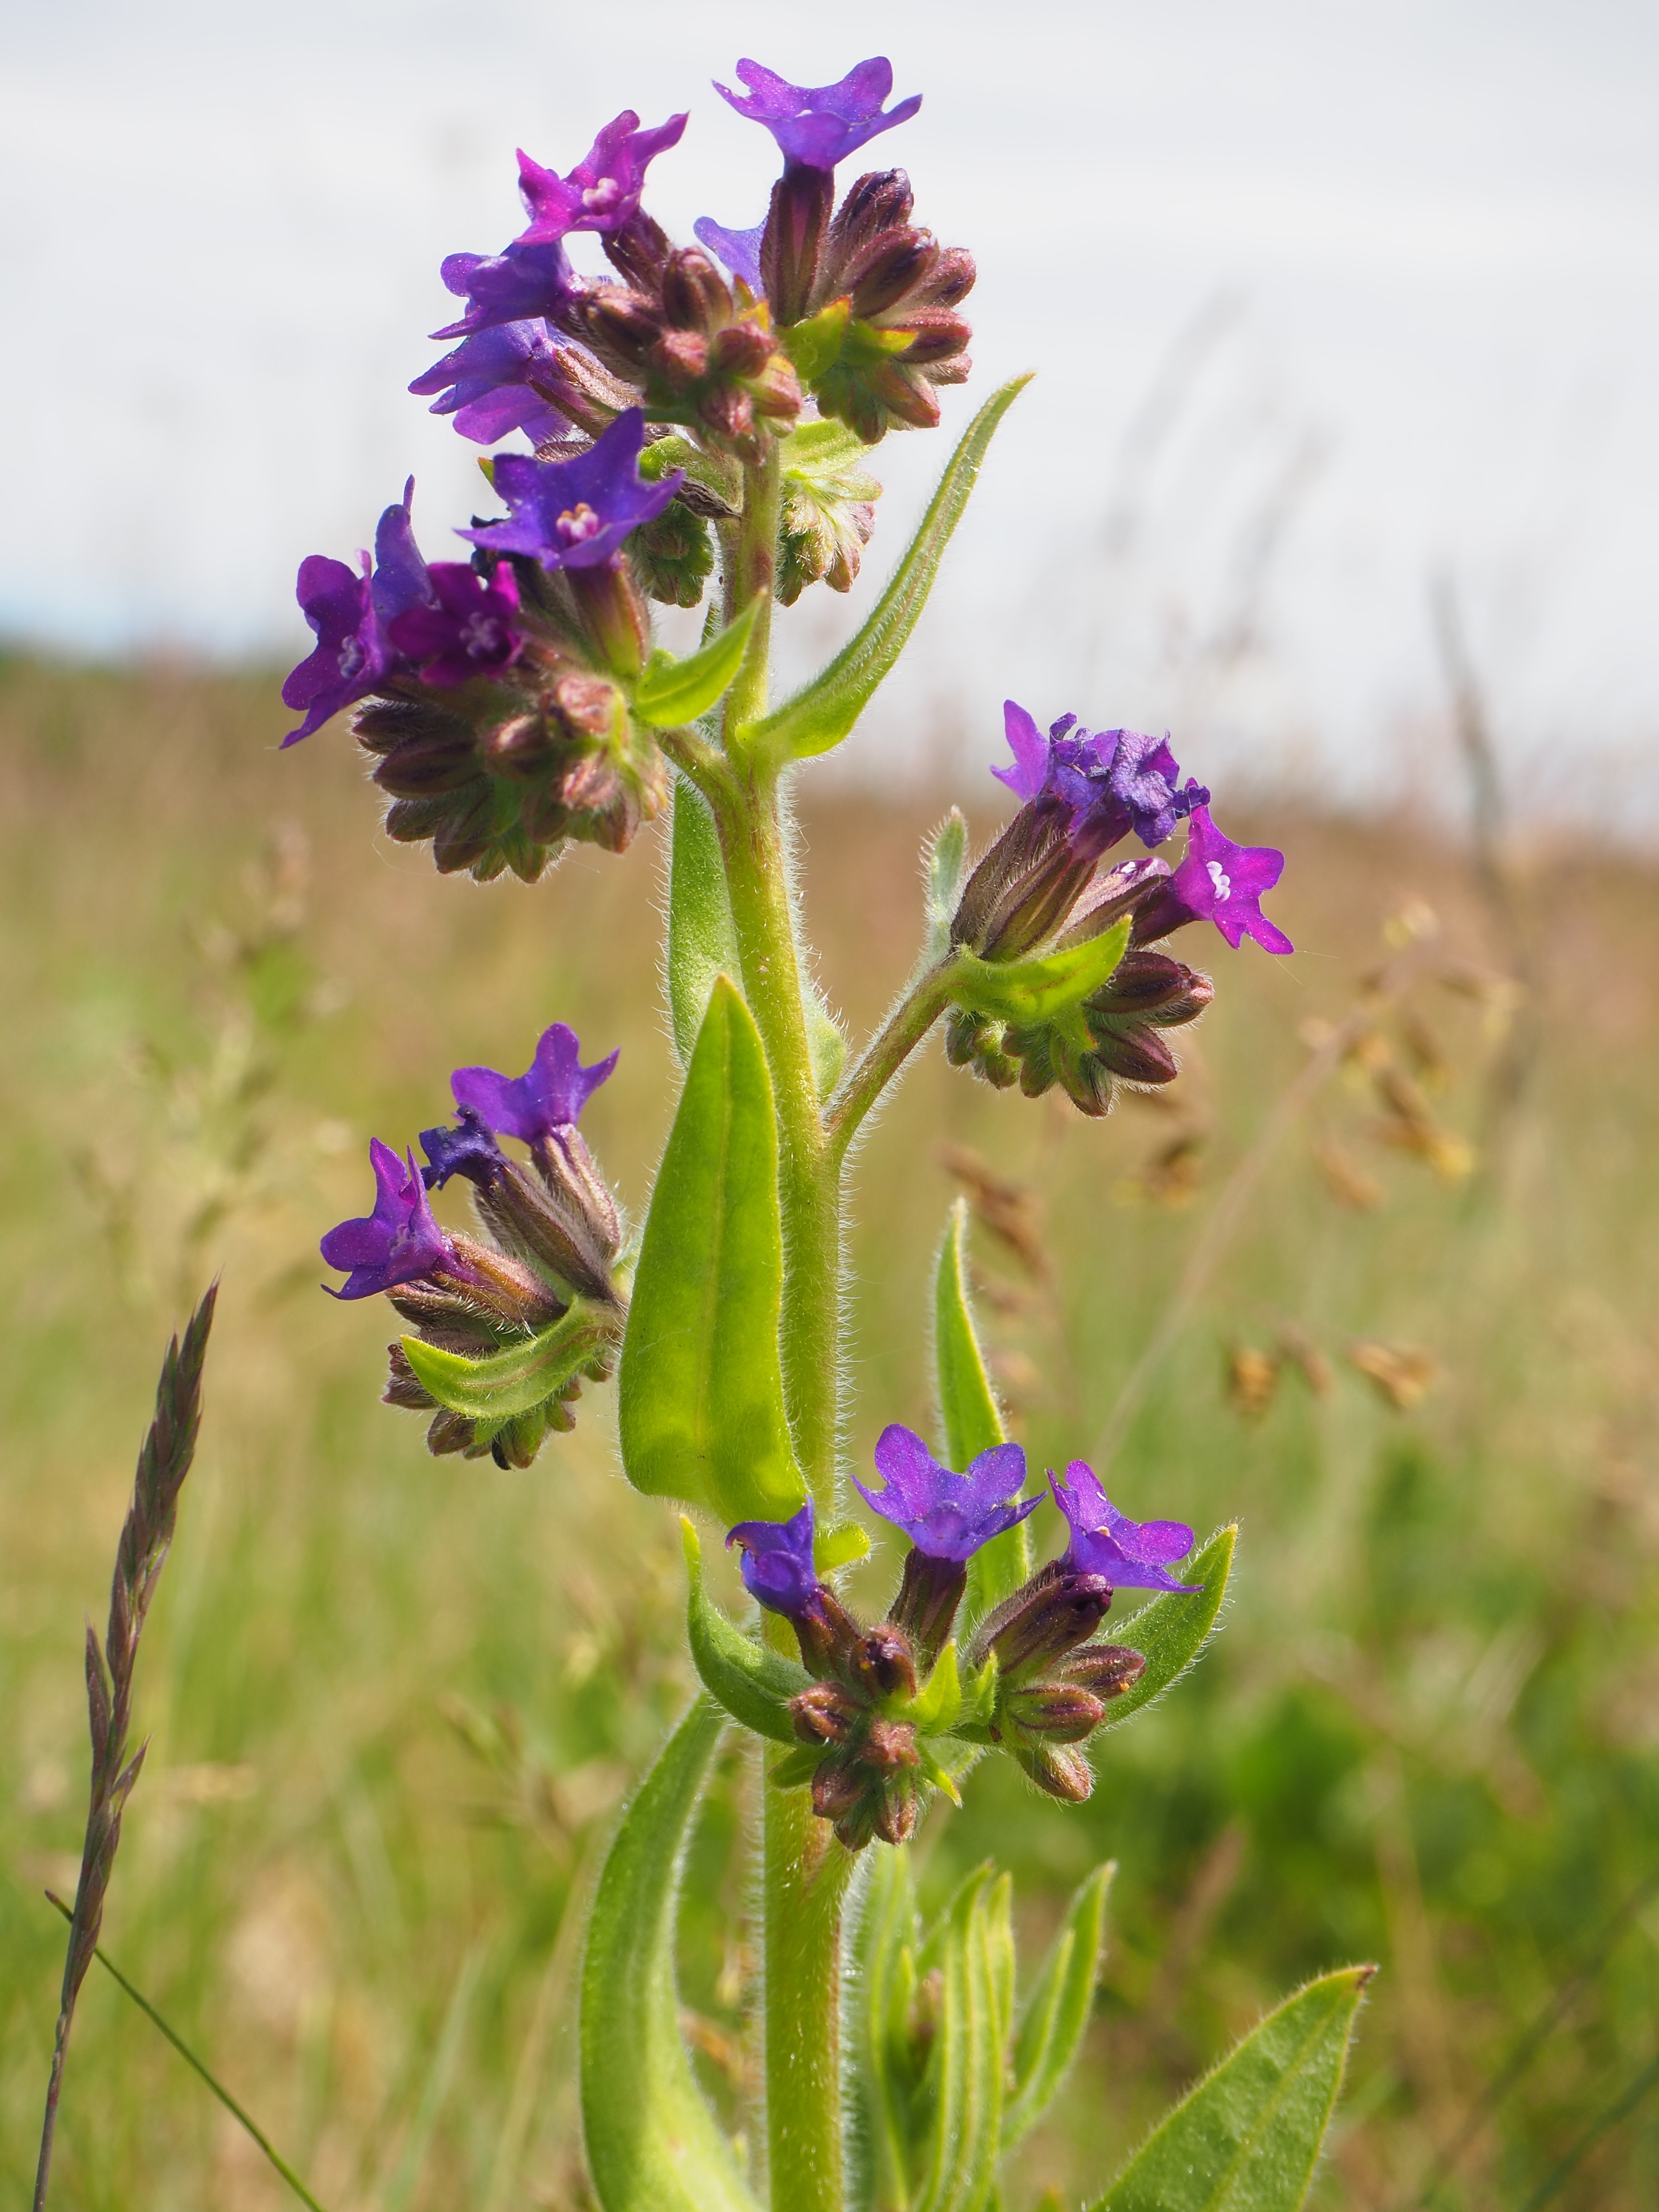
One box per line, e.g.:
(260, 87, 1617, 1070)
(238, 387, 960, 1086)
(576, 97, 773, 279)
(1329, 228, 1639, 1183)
(1206, 859, 1232, 902)
(583, 177, 622, 213)
(337, 635, 365, 680)
(462, 613, 503, 656)
(557, 501, 601, 544)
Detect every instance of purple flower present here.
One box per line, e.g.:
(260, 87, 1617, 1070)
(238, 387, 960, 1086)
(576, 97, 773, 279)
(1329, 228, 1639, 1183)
(430, 238, 577, 342)
(387, 561, 523, 688)
(409, 321, 571, 447)
(321, 1138, 454, 1299)
(991, 702, 1207, 859)
(280, 481, 431, 747)
(419, 1107, 507, 1191)
(1137, 807, 1293, 955)
(854, 1425, 1039, 1564)
(727, 1499, 822, 1620)
(449, 1021, 618, 1146)
(714, 55, 921, 171)
(516, 110, 688, 241)
(1104, 729, 1210, 848)
(1048, 1462, 1200, 1593)
(692, 215, 767, 295)
(459, 409, 681, 572)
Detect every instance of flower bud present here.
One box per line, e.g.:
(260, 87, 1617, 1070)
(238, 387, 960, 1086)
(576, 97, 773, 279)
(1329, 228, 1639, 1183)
(1002, 1682, 1106, 1742)
(969, 1562, 1113, 1681)
(443, 1231, 567, 1329)
(849, 1624, 918, 1703)
(862, 1718, 921, 1773)
(473, 1159, 617, 1304)
(1060, 1643, 1147, 1699)
(1015, 1741, 1094, 1803)
(762, 161, 835, 326)
(951, 804, 1094, 962)
(791, 1683, 861, 1744)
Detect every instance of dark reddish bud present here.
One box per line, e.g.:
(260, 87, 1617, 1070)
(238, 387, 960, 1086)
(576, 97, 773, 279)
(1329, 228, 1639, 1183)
(431, 786, 497, 874)
(1061, 1643, 1147, 1699)
(792, 1683, 860, 1744)
(762, 161, 835, 326)
(873, 1771, 920, 1847)
(708, 322, 775, 378)
(862, 1719, 921, 1772)
(353, 696, 473, 757)
(473, 1159, 617, 1304)
(442, 1231, 566, 1330)
(849, 1625, 918, 1703)
(661, 249, 732, 331)
(969, 1562, 1114, 1680)
(1003, 1682, 1106, 1743)
(1016, 1741, 1094, 1803)
(383, 1343, 437, 1411)
(1085, 1025, 1181, 1086)
(650, 326, 711, 390)
(810, 1756, 866, 1823)
(482, 712, 560, 781)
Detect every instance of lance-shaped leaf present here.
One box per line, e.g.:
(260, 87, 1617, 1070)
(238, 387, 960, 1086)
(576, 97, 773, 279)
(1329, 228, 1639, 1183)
(619, 979, 805, 1524)
(580, 1696, 762, 2212)
(1003, 1862, 1115, 2147)
(924, 810, 970, 962)
(1089, 1966, 1374, 2212)
(666, 778, 741, 1069)
(741, 376, 1031, 761)
(633, 594, 763, 728)
(401, 1302, 615, 1422)
(680, 1518, 806, 1745)
(933, 1201, 1030, 1620)
(914, 1866, 1008, 2212)
(1094, 1525, 1236, 1736)
(951, 918, 1131, 1025)
(852, 1844, 924, 2209)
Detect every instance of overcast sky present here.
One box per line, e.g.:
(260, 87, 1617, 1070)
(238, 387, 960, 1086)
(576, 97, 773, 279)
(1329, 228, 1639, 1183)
(4, 0, 1656, 814)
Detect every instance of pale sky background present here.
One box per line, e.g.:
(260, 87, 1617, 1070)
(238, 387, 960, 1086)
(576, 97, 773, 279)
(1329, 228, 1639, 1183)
(3, 0, 1656, 817)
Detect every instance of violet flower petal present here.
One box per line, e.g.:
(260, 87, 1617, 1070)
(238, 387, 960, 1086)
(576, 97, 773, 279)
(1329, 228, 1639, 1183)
(517, 109, 688, 240)
(713, 54, 921, 170)
(430, 238, 577, 341)
(321, 1139, 453, 1299)
(728, 1498, 821, 1620)
(693, 215, 768, 294)
(1166, 807, 1293, 954)
(449, 1021, 618, 1144)
(387, 561, 523, 688)
(853, 1424, 1039, 1564)
(1047, 1461, 1200, 1592)
(459, 409, 681, 572)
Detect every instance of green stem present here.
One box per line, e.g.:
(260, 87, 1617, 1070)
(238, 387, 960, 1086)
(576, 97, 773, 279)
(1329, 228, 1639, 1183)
(825, 959, 959, 1172)
(760, 1716, 857, 2212)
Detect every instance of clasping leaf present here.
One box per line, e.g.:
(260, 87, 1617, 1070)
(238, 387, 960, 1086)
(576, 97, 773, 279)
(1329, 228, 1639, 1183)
(933, 1200, 1030, 1618)
(632, 594, 763, 728)
(400, 1302, 614, 1422)
(951, 917, 1131, 1024)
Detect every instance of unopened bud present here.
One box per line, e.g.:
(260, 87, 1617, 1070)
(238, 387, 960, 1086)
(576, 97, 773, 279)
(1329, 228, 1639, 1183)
(1016, 1740, 1094, 1803)
(850, 1625, 918, 1704)
(791, 1683, 860, 1744)
(761, 162, 834, 327)
(444, 1231, 566, 1330)
(970, 1562, 1113, 1680)
(661, 248, 733, 332)
(1060, 1644, 1147, 1700)
(873, 1770, 921, 1847)
(373, 732, 483, 798)
(951, 804, 1093, 962)
(1002, 1682, 1106, 1743)
(482, 712, 560, 781)
(473, 1157, 617, 1305)
(862, 1718, 921, 1773)
(810, 1755, 865, 1823)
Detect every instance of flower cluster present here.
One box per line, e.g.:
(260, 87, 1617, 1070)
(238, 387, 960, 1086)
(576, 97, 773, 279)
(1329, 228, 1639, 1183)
(728, 1430, 1193, 1844)
(321, 1023, 626, 1467)
(947, 701, 1291, 1113)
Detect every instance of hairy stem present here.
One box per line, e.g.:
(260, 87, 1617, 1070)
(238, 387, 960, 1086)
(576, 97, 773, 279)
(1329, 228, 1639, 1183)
(761, 1733, 857, 2212)
(826, 959, 959, 1172)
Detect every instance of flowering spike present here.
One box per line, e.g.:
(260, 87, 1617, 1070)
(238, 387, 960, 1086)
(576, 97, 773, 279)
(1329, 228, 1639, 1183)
(449, 1022, 618, 1146)
(854, 1424, 1038, 1563)
(1048, 1461, 1201, 1592)
(714, 56, 921, 171)
(459, 410, 681, 572)
(321, 1139, 454, 1299)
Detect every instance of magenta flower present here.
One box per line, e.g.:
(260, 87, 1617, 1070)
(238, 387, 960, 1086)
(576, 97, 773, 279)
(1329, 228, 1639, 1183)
(409, 321, 570, 447)
(449, 1021, 618, 1146)
(459, 409, 681, 572)
(1136, 806, 1293, 955)
(692, 215, 767, 294)
(430, 238, 577, 342)
(854, 1425, 1039, 1564)
(728, 1499, 823, 1621)
(280, 482, 432, 747)
(713, 55, 920, 171)
(321, 1139, 455, 1299)
(515, 110, 688, 242)
(1105, 729, 1208, 848)
(387, 561, 523, 688)
(1048, 1462, 1200, 1593)
(419, 1107, 508, 1191)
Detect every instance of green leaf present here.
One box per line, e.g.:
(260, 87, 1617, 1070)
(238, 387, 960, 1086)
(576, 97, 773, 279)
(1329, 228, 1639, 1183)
(901, 1640, 964, 1735)
(1089, 1967, 1373, 2212)
(742, 376, 1031, 760)
(666, 778, 741, 1068)
(1004, 1862, 1115, 2147)
(766, 1743, 827, 1791)
(400, 1303, 614, 1422)
(816, 1518, 871, 1573)
(933, 1201, 1030, 1620)
(579, 1697, 761, 2212)
(618, 978, 805, 1524)
(779, 414, 884, 481)
(638, 433, 742, 516)
(680, 1518, 807, 1745)
(806, 986, 849, 1099)
(633, 595, 763, 727)
(851, 1845, 923, 2210)
(952, 918, 1131, 1024)
(1095, 1525, 1237, 1736)
(914, 1868, 1006, 2212)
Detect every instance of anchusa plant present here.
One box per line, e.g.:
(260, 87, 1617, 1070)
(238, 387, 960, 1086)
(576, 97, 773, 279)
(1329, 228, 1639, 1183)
(288, 53, 1368, 2212)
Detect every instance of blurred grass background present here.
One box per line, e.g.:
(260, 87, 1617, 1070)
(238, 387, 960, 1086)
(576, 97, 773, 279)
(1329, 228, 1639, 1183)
(1, 653, 1656, 2211)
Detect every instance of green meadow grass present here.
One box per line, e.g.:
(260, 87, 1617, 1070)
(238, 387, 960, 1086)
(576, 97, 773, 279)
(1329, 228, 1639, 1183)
(2, 655, 1656, 2209)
